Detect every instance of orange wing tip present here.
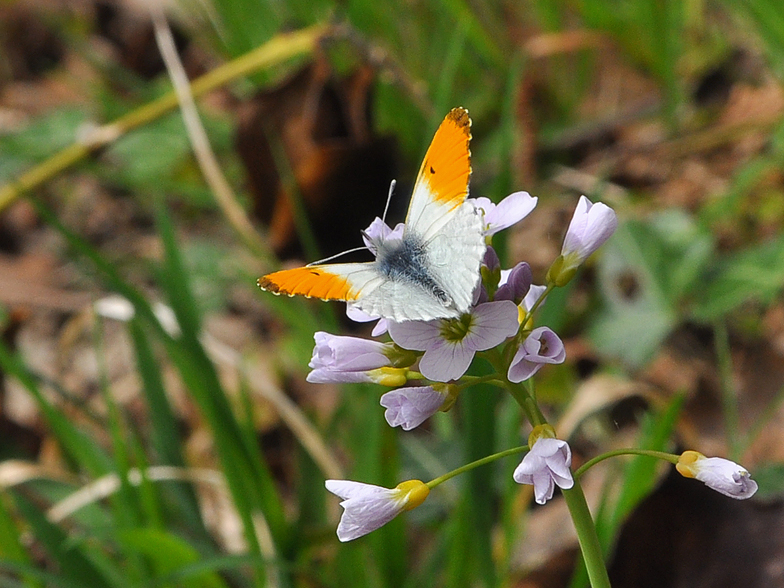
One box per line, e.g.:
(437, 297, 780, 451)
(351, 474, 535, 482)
(446, 107, 471, 135)
(257, 267, 358, 302)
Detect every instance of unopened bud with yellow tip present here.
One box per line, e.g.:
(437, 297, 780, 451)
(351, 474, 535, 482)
(676, 450, 758, 500)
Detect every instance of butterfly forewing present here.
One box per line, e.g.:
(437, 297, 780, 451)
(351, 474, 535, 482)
(405, 107, 472, 242)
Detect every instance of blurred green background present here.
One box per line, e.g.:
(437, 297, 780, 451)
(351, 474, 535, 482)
(1, 0, 784, 587)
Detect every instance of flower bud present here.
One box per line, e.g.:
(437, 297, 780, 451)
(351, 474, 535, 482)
(676, 451, 758, 500)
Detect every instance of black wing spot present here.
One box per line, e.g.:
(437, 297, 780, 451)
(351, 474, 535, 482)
(430, 166, 435, 174)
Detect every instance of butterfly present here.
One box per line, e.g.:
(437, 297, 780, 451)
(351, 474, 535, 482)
(257, 107, 486, 322)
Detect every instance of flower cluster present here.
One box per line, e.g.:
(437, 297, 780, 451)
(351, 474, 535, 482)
(306, 192, 758, 542)
(313, 193, 616, 539)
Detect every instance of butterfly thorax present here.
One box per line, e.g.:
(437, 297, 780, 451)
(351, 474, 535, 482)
(376, 235, 451, 307)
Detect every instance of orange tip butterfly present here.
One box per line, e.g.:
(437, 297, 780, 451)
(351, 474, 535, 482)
(257, 107, 486, 322)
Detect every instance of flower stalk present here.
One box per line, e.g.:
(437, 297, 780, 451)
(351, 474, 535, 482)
(562, 480, 612, 588)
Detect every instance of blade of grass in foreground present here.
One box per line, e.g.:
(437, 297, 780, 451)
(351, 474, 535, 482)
(445, 382, 498, 588)
(0, 342, 112, 476)
(13, 494, 119, 588)
(129, 318, 213, 542)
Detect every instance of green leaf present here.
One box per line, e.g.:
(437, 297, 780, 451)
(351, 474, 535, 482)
(693, 234, 784, 321)
(107, 114, 192, 189)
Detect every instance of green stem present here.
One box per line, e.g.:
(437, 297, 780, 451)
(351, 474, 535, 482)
(521, 283, 554, 324)
(562, 479, 612, 588)
(0, 25, 326, 212)
(574, 448, 679, 479)
(426, 445, 528, 489)
(484, 348, 538, 424)
(456, 373, 506, 389)
(714, 320, 740, 461)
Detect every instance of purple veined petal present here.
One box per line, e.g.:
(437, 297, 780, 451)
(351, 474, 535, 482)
(310, 332, 391, 372)
(325, 480, 405, 541)
(496, 262, 533, 303)
(418, 339, 475, 382)
(490, 191, 538, 231)
(346, 305, 390, 336)
(362, 217, 401, 254)
(472, 191, 538, 236)
(513, 437, 574, 504)
(522, 284, 548, 312)
(307, 369, 375, 384)
(371, 319, 390, 337)
(508, 327, 565, 382)
(346, 304, 377, 323)
(380, 386, 446, 430)
(388, 319, 442, 351)
(527, 327, 566, 363)
(532, 470, 556, 504)
(463, 301, 520, 351)
(483, 247, 501, 272)
(561, 196, 618, 264)
(692, 456, 758, 499)
(507, 357, 543, 383)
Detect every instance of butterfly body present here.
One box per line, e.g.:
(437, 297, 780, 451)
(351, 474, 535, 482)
(258, 107, 485, 323)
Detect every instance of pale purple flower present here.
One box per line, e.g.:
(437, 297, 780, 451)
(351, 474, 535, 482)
(676, 451, 758, 500)
(513, 437, 574, 504)
(507, 326, 566, 383)
(560, 195, 617, 270)
(522, 284, 547, 312)
(362, 217, 405, 254)
(380, 386, 448, 430)
(496, 262, 533, 304)
(388, 300, 519, 382)
(472, 191, 538, 236)
(346, 304, 389, 336)
(326, 479, 430, 541)
(341, 218, 406, 329)
(307, 332, 394, 383)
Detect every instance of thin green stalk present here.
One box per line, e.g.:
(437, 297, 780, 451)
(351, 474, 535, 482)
(427, 445, 528, 488)
(561, 480, 612, 588)
(522, 283, 555, 323)
(455, 373, 507, 389)
(714, 320, 740, 460)
(483, 348, 538, 424)
(573, 448, 678, 479)
(0, 25, 326, 212)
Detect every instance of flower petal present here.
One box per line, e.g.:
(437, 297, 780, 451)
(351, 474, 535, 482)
(388, 320, 442, 351)
(380, 386, 446, 430)
(473, 191, 538, 236)
(419, 339, 475, 381)
(561, 196, 618, 265)
(326, 480, 405, 541)
(463, 301, 519, 351)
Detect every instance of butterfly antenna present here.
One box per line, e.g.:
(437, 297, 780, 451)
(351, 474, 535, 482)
(381, 179, 396, 224)
(307, 246, 369, 266)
